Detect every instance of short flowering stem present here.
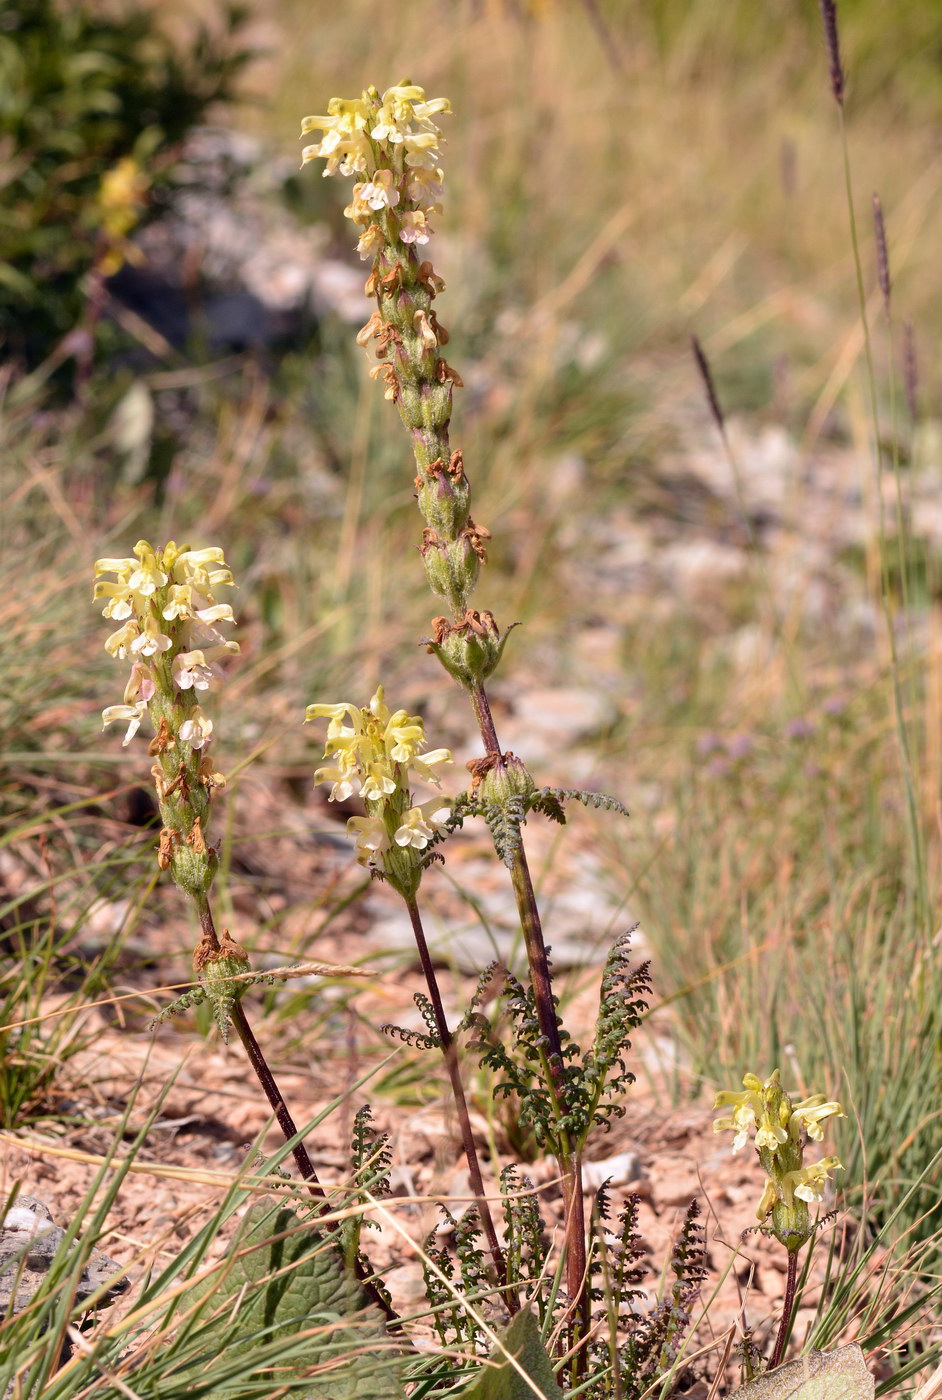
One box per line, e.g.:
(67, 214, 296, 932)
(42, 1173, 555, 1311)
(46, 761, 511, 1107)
(403, 893, 516, 1313)
(194, 897, 399, 1325)
(770, 1249, 800, 1369)
(469, 682, 501, 756)
(194, 897, 327, 1192)
(713, 1071, 844, 1370)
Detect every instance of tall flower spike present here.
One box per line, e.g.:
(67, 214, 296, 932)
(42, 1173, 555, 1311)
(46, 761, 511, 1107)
(305, 686, 452, 896)
(299, 85, 498, 638)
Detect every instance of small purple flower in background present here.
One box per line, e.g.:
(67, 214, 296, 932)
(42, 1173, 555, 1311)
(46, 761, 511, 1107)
(706, 756, 731, 780)
(785, 717, 817, 741)
(726, 733, 754, 760)
(822, 695, 848, 718)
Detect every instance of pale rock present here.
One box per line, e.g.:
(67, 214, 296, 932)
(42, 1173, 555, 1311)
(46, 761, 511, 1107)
(581, 1150, 645, 1192)
(657, 538, 748, 593)
(498, 684, 618, 765)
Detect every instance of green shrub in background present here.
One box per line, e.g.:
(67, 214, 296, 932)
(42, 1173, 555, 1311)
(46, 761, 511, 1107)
(0, 0, 253, 371)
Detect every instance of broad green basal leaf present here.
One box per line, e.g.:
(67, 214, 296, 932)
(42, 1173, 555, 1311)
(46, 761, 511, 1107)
(731, 1346, 874, 1400)
(187, 1200, 405, 1399)
(460, 1307, 565, 1400)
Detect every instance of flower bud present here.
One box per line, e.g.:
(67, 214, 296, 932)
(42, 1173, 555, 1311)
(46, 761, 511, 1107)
(194, 930, 249, 1042)
(425, 611, 518, 688)
(476, 752, 535, 808)
(168, 837, 218, 901)
(416, 462, 471, 540)
(420, 531, 479, 611)
(770, 1196, 812, 1254)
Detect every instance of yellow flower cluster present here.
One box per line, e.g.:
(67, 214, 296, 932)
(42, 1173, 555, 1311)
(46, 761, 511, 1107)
(300, 83, 451, 257)
(714, 1069, 844, 1154)
(305, 687, 451, 869)
(714, 1070, 844, 1232)
(96, 156, 149, 277)
(93, 540, 239, 746)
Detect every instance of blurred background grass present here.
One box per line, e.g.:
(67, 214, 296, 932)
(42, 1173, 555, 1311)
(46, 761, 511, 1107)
(3, 0, 942, 1277)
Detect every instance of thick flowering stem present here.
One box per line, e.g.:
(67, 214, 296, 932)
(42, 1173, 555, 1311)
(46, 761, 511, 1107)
(403, 895, 515, 1312)
(305, 691, 513, 1306)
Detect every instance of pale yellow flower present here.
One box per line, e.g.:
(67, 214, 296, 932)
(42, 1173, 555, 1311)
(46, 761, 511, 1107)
(360, 170, 400, 210)
(347, 814, 389, 865)
(130, 615, 172, 659)
(312, 764, 359, 802)
(305, 687, 451, 798)
(307, 687, 453, 882)
(781, 1156, 842, 1207)
(394, 797, 451, 850)
(789, 1097, 846, 1141)
(300, 97, 371, 174)
(756, 1177, 778, 1221)
(356, 225, 384, 260)
(179, 706, 214, 750)
(104, 620, 140, 660)
(172, 650, 214, 692)
(300, 83, 451, 244)
(755, 1120, 789, 1153)
(102, 701, 148, 746)
(399, 209, 432, 244)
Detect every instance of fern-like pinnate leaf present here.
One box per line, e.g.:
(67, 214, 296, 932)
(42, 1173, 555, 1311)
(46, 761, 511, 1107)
(380, 1023, 440, 1050)
(531, 786, 629, 822)
(589, 1199, 706, 1400)
(345, 1104, 392, 1266)
(449, 785, 628, 869)
(482, 793, 528, 867)
(500, 1167, 550, 1323)
(583, 926, 651, 1131)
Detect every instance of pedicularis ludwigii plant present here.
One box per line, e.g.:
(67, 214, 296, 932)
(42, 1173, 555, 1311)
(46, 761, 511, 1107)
(87, 81, 853, 1400)
(298, 81, 674, 1380)
(91, 541, 396, 1308)
(715, 1070, 845, 1368)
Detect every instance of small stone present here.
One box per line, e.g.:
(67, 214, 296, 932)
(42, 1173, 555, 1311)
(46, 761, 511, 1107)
(388, 1166, 416, 1198)
(582, 1150, 645, 1193)
(655, 1170, 701, 1208)
(1, 1195, 128, 1320)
